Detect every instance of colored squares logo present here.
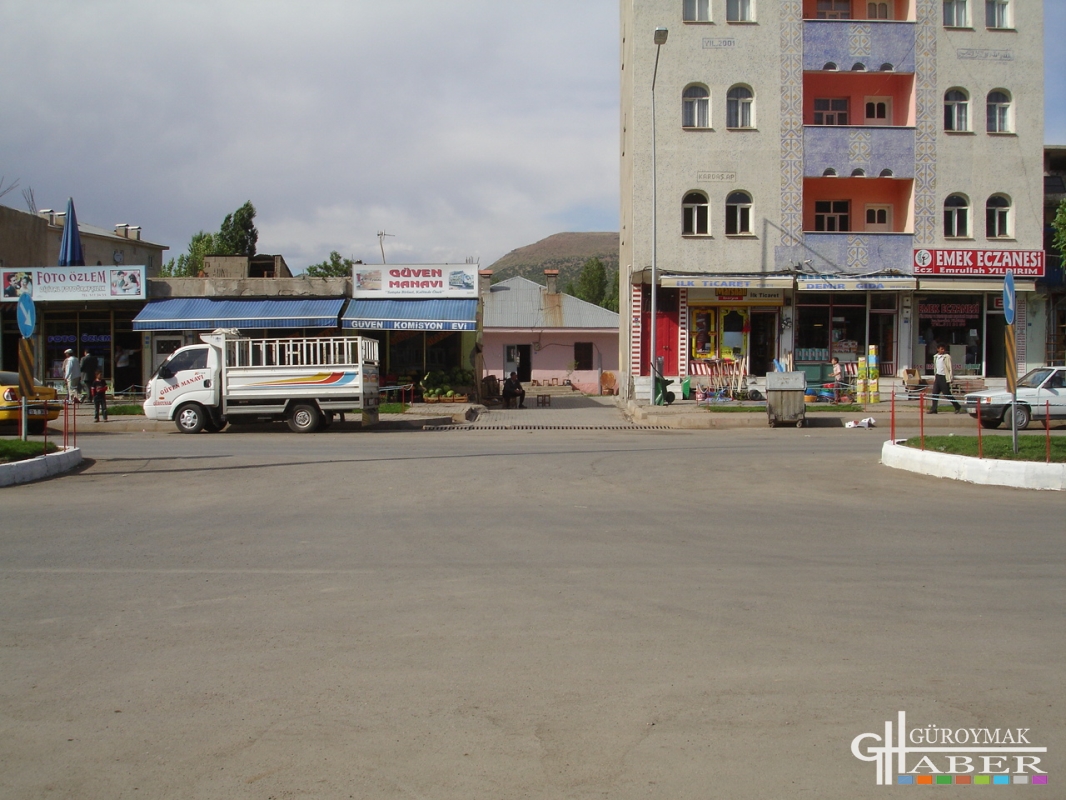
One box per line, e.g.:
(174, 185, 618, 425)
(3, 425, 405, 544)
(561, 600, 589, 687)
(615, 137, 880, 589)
(896, 773, 1048, 785)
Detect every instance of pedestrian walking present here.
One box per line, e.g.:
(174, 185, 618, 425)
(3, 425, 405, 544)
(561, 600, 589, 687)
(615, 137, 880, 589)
(930, 344, 963, 414)
(79, 349, 98, 402)
(62, 348, 81, 402)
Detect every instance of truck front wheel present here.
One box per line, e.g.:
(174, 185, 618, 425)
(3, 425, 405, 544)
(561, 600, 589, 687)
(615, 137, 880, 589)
(175, 403, 206, 434)
(287, 402, 321, 433)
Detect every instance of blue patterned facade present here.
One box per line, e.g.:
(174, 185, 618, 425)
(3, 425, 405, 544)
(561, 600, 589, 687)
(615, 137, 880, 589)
(775, 233, 914, 274)
(803, 127, 915, 178)
(802, 21, 916, 72)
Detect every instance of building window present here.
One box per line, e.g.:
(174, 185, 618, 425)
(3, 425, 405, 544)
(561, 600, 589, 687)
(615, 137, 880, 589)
(864, 98, 890, 123)
(682, 85, 710, 128)
(813, 98, 849, 125)
(868, 2, 889, 18)
(727, 86, 754, 128)
(986, 90, 1011, 132)
(683, 0, 711, 22)
(574, 342, 593, 371)
(815, 201, 850, 232)
(985, 195, 1010, 238)
(727, 0, 754, 22)
(816, 0, 852, 19)
(943, 0, 968, 27)
(944, 194, 970, 237)
(725, 191, 753, 235)
(683, 192, 710, 235)
(865, 204, 892, 231)
(986, 0, 1009, 28)
(944, 89, 969, 131)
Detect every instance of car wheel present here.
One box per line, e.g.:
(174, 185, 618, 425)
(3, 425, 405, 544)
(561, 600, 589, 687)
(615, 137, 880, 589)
(1011, 404, 1031, 431)
(175, 403, 206, 434)
(748, 389, 763, 401)
(287, 402, 320, 433)
(27, 420, 46, 435)
(980, 419, 1001, 430)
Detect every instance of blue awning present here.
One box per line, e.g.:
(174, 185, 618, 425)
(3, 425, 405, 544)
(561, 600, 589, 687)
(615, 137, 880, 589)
(133, 298, 345, 331)
(342, 299, 477, 332)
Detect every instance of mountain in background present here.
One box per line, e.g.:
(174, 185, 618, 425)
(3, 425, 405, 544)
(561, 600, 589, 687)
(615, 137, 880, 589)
(487, 232, 619, 287)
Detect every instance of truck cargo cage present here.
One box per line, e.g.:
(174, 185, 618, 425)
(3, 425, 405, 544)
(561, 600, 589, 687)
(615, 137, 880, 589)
(225, 336, 379, 369)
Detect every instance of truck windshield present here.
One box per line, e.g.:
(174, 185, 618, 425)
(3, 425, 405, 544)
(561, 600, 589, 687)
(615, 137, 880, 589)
(1018, 369, 1053, 389)
(158, 347, 209, 375)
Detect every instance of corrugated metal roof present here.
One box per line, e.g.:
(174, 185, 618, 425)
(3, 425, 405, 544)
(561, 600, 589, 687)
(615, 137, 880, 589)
(133, 298, 344, 330)
(484, 277, 619, 329)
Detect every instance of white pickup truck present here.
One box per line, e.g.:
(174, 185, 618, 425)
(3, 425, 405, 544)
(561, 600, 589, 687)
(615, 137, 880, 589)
(964, 366, 1066, 430)
(144, 329, 379, 433)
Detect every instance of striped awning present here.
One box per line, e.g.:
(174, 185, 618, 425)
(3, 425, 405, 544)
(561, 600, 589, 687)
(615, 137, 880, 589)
(341, 299, 478, 332)
(133, 298, 345, 331)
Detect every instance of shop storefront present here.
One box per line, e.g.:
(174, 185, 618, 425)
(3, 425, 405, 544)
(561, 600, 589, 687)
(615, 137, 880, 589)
(660, 276, 792, 377)
(1, 266, 147, 392)
(344, 265, 479, 383)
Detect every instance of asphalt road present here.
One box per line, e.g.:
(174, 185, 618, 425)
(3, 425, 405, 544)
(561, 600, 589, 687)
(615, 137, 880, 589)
(1, 426, 1062, 799)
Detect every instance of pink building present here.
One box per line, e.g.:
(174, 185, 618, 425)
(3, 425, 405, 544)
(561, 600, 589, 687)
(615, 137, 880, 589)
(483, 272, 620, 395)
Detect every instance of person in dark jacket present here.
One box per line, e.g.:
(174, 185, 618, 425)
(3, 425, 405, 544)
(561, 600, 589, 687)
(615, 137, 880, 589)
(79, 349, 98, 402)
(502, 372, 526, 409)
(89, 371, 108, 422)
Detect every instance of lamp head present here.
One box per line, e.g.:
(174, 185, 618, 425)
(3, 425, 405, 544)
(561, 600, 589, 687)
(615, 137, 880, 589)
(653, 27, 668, 45)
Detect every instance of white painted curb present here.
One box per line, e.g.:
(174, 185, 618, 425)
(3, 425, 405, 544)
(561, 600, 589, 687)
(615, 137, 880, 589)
(0, 446, 82, 488)
(881, 440, 1065, 491)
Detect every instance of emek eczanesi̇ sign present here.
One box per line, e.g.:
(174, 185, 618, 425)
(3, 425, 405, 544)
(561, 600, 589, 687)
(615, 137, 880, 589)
(913, 249, 1044, 277)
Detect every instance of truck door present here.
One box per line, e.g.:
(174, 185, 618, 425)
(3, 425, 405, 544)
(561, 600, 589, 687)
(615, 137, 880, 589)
(149, 346, 215, 412)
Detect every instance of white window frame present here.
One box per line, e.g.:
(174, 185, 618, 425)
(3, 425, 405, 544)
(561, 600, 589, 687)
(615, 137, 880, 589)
(727, 86, 754, 129)
(986, 90, 1011, 133)
(867, 2, 889, 19)
(726, 192, 753, 235)
(682, 85, 710, 129)
(985, 195, 1011, 239)
(813, 98, 849, 126)
(683, 192, 711, 236)
(864, 97, 891, 125)
(864, 204, 893, 232)
(727, 0, 754, 22)
(986, 0, 1009, 28)
(943, 0, 968, 27)
(814, 200, 851, 232)
(944, 194, 970, 238)
(944, 89, 969, 132)
(683, 0, 711, 22)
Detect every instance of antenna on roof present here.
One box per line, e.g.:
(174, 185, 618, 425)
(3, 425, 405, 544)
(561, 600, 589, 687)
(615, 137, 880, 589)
(377, 230, 394, 264)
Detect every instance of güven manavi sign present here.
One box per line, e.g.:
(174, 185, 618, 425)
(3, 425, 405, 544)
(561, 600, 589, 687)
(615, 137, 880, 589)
(913, 249, 1044, 277)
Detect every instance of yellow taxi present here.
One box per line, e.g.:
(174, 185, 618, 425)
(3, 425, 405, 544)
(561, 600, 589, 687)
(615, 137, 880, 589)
(0, 371, 61, 434)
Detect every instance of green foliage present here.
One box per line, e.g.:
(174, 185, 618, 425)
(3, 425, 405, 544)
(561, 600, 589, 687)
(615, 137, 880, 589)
(216, 201, 258, 257)
(905, 435, 1066, 463)
(162, 201, 259, 277)
(305, 251, 356, 278)
(0, 439, 59, 463)
(573, 258, 607, 307)
(1052, 199, 1066, 258)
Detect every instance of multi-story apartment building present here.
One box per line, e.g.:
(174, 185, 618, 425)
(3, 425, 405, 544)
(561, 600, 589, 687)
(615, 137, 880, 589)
(620, 0, 1045, 399)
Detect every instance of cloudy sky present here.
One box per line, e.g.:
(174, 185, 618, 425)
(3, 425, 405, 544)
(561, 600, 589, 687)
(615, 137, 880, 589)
(2, 1, 1064, 273)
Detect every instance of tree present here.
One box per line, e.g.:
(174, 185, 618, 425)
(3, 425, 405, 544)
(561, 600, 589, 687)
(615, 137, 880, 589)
(305, 251, 358, 278)
(161, 230, 219, 277)
(216, 200, 258, 257)
(571, 258, 608, 307)
(1052, 199, 1066, 259)
(161, 201, 258, 277)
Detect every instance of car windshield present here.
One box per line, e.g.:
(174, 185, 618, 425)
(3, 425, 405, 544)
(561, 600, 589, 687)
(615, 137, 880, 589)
(1017, 369, 1054, 389)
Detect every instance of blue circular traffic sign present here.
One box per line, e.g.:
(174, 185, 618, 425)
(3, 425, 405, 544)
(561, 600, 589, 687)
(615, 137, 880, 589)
(16, 291, 36, 338)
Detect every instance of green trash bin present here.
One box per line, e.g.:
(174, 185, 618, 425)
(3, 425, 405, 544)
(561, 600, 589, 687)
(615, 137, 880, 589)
(681, 377, 691, 400)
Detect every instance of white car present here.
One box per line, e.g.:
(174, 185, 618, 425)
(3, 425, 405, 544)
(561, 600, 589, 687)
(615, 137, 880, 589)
(964, 366, 1066, 430)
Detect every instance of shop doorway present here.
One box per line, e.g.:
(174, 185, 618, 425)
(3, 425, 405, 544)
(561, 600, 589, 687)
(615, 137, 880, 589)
(985, 314, 1006, 377)
(639, 286, 679, 376)
(749, 312, 777, 376)
(504, 344, 532, 382)
(153, 336, 183, 374)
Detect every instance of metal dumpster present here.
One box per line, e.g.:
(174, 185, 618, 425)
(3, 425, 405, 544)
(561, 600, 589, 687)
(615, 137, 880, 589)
(765, 371, 807, 428)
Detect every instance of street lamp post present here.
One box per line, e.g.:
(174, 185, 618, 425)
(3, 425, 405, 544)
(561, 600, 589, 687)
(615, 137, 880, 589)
(649, 26, 668, 405)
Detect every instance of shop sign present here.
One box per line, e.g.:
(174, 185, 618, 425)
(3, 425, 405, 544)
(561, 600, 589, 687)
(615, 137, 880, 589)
(352, 265, 478, 298)
(346, 319, 476, 331)
(661, 276, 791, 290)
(797, 277, 916, 291)
(686, 287, 784, 305)
(2, 266, 146, 302)
(918, 302, 980, 326)
(912, 249, 1044, 277)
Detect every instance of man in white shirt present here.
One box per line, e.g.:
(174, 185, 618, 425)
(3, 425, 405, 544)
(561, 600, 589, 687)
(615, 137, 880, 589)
(930, 344, 963, 414)
(62, 349, 81, 402)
